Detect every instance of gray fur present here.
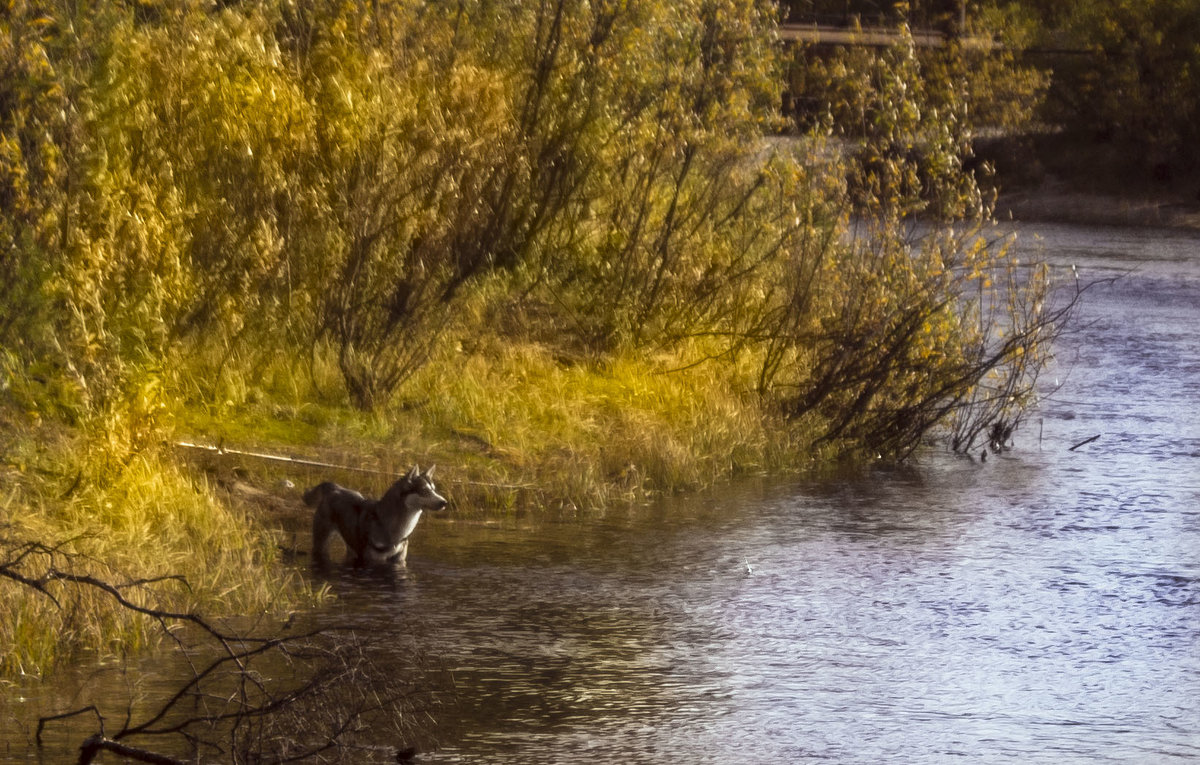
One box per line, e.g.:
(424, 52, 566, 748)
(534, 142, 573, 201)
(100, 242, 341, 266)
(304, 465, 447, 567)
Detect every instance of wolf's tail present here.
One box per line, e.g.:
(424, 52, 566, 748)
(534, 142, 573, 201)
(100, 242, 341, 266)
(303, 481, 337, 507)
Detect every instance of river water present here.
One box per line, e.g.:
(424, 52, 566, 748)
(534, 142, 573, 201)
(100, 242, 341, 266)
(331, 223, 1200, 763)
(7, 222, 1200, 762)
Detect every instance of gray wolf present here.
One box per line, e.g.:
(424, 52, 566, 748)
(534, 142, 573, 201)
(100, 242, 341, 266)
(304, 465, 447, 567)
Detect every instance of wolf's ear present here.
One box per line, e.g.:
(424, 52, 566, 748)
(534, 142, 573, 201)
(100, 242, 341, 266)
(406, 465, 419, 482)
(423, 464, 437, 479)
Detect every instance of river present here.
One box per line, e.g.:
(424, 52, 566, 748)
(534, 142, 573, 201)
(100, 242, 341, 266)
(7, 222, 1200, 762)
(331, 223, 1200, 763)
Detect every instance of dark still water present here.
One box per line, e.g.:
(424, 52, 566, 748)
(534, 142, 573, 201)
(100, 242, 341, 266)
(333, 223, 1200, 762)
(6, 222, 1198, 763)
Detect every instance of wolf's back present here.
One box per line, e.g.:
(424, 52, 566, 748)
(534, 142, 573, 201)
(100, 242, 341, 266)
(303, 481, 340, 507)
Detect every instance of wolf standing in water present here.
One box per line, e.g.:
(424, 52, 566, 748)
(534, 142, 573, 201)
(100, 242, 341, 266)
(304, 465, 447, 567)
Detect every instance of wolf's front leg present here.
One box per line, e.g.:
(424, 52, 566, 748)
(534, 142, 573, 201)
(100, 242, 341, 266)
(387, 539, 409, 566)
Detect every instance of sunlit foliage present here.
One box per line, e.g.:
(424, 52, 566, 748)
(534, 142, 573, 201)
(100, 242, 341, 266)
(2, 0, 1062, 449)
(772, 22, 1059, 457)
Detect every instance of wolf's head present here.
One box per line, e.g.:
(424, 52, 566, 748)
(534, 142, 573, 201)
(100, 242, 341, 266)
(394, 464, 448, 513)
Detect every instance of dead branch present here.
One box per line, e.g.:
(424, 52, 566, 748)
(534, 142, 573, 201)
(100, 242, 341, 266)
(3, 534, 425, 764)
(1068, 434, 1100, 451)
(78, 735, 186, 765)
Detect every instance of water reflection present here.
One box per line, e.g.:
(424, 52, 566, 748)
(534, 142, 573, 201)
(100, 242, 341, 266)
(387, 223, 1199, 763)
(393, 446, 1197, 762)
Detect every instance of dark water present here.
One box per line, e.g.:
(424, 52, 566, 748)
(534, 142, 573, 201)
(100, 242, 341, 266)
(6, 223, 1199, 762)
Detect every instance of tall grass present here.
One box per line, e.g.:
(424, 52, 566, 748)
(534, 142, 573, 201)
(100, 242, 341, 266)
(0, 397, 313, 678)
(163, 329, 821, 517)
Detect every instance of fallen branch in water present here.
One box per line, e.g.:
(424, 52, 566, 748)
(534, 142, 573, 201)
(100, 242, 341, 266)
(78, 735, 185, 765)
(1068, 434, 1100, 451)
(2, 534, 424, 764)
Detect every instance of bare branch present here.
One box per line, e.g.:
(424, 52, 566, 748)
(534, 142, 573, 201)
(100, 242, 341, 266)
(78, 735, 186, 765)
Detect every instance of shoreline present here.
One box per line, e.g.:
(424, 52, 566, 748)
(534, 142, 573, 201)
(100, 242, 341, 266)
(979, 132, 1200, 232)
(996, 181, 1200, 232)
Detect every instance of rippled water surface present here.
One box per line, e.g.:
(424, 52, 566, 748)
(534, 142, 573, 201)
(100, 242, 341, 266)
(334, 223, 1199, 762)
(7, 223, 1199, 763)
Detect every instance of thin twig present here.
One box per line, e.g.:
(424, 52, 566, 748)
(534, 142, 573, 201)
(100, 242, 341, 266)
(1068, 434, 1100, 451)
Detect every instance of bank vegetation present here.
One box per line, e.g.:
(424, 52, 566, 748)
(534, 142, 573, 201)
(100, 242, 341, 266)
(2, 0, 1074, 683)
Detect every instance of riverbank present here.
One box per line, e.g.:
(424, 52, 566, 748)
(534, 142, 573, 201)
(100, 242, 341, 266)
(1, 340, 818, 678)
(169, 340, 817, 524)
(997, 180, 1200, 230)
(984, 132, 1200, 231)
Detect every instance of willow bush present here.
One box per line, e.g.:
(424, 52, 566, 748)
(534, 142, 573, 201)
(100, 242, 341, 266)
(266, 0, 800, 400)
(768, 23, 1064, 457)
(67, 6, 310, 401)
(527, 0, 789, 351)
(1, 0, 1068, 454)
(286, 1, 505, 409)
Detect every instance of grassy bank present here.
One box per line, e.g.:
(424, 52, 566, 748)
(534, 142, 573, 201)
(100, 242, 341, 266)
(1, 337, 820, 678)
(172, 338, 826, 513)
(2, 1, 1065, 683)
(0, 407, 314, 678)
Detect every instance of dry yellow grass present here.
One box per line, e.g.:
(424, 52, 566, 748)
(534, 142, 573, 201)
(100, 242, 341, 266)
(0, 412, 315, 678)
(2, 333, 817, 679)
